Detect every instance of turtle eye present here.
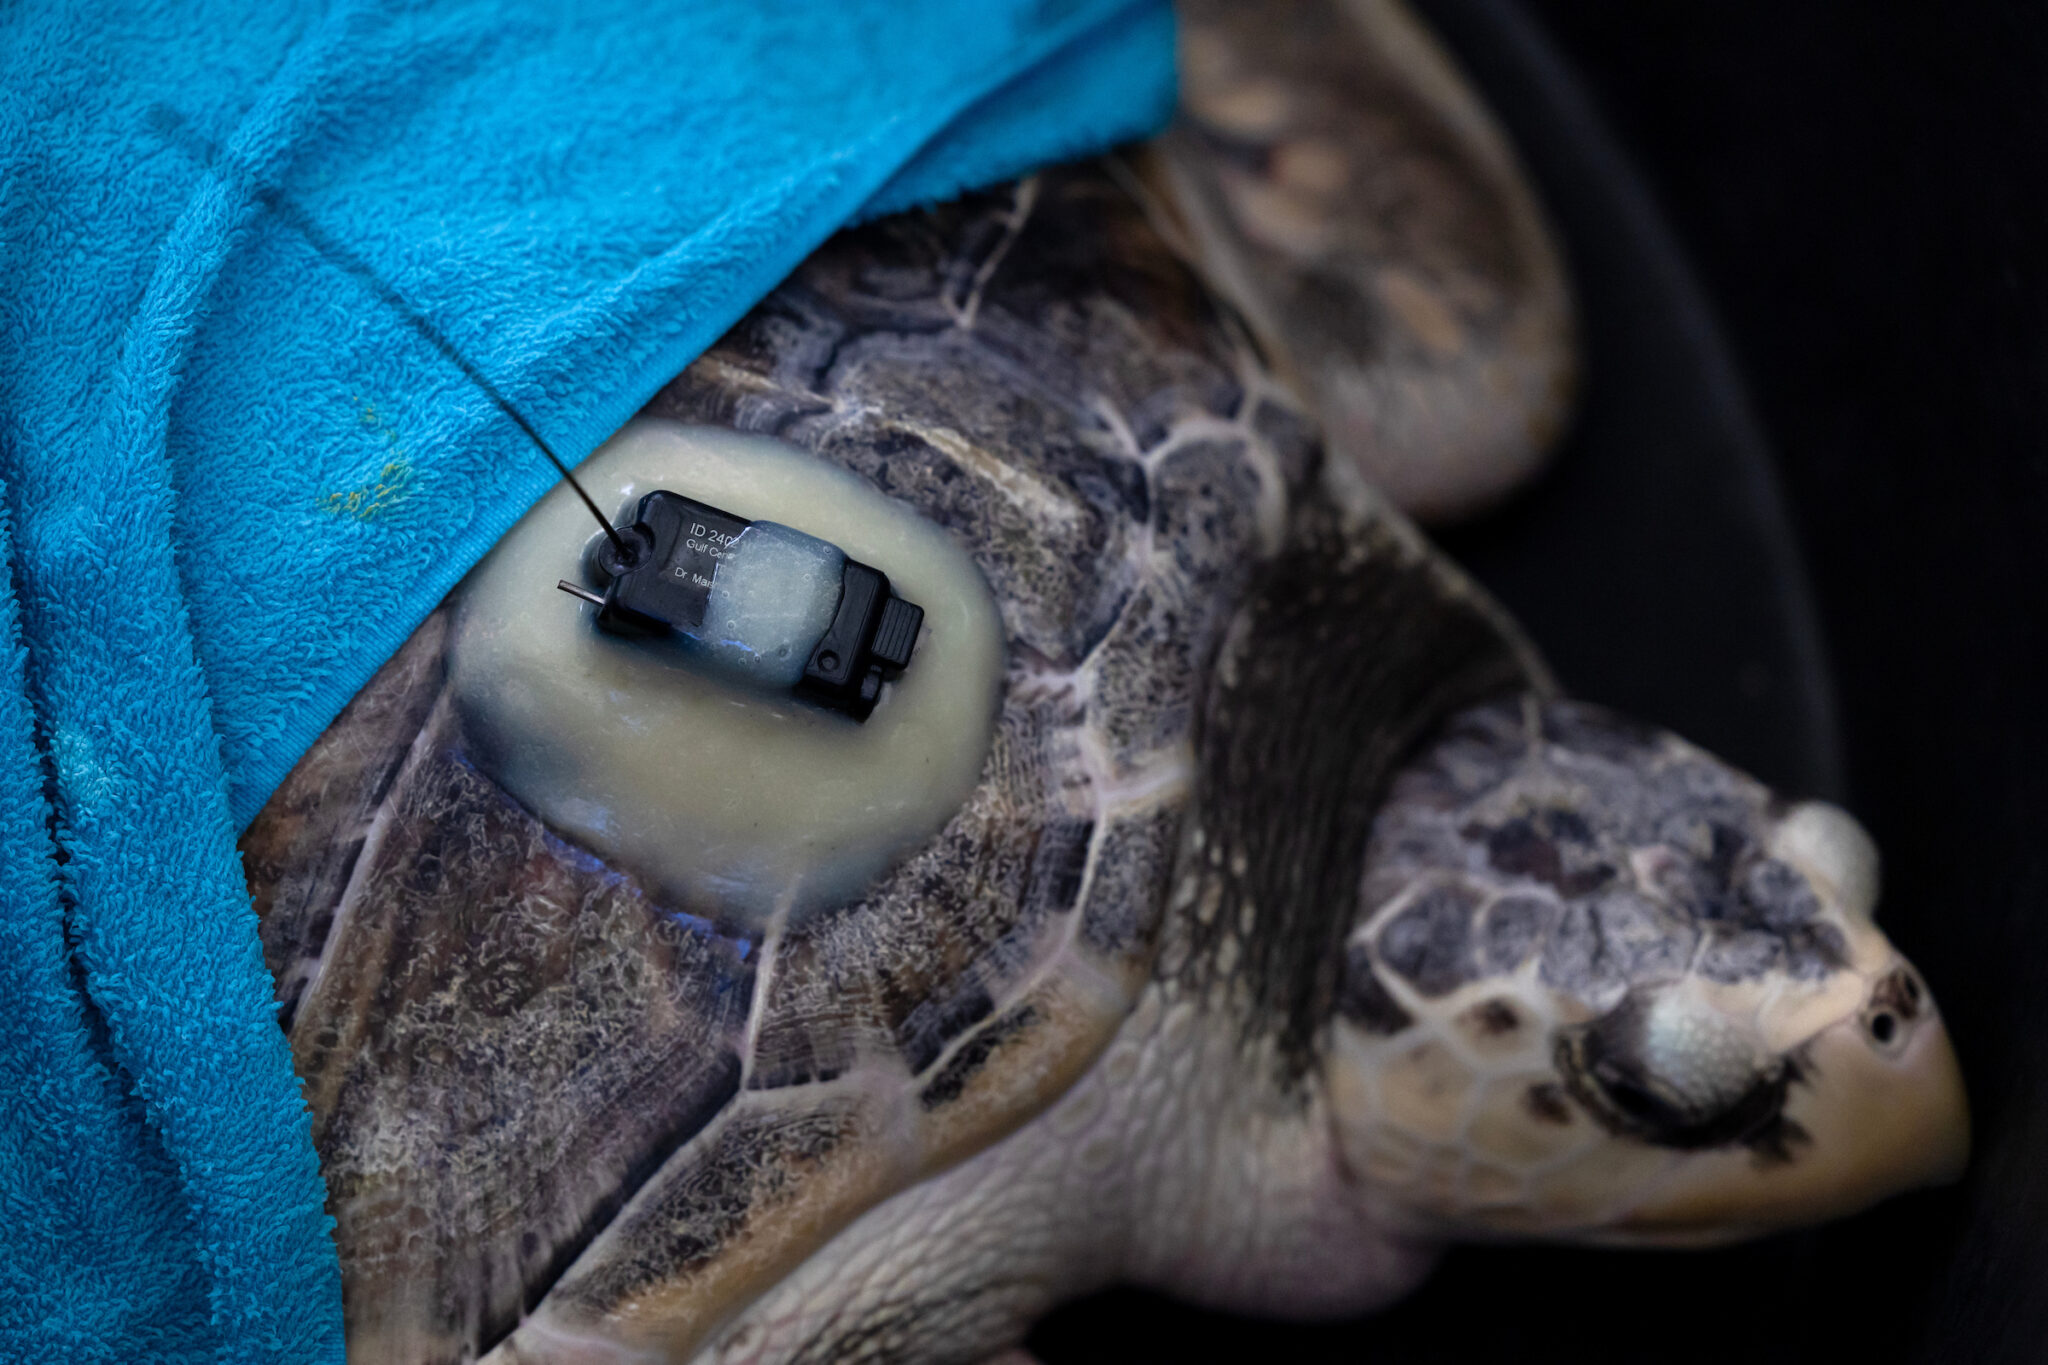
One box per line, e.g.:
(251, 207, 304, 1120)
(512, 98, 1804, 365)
(1559, 988, 1797, 1152)
(1572, 1050, 1792, 1150)
(1585, 1060, 1692, 1132)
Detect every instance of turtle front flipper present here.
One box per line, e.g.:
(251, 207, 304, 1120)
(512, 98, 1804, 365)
(1149, 0, 1577, 522)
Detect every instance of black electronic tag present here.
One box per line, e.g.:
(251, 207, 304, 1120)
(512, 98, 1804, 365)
(559, 490, 923, 720)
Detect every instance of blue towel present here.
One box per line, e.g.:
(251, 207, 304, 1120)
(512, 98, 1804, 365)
(0, 0, 1175, 1357)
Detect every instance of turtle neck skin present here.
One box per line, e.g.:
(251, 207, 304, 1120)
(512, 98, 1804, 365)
(675, 964, 1441, 1365)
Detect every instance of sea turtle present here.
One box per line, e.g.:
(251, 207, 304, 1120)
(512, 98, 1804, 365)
(238, 3, 1968, 1362)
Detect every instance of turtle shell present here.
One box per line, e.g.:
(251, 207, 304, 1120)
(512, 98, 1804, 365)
(242, 99, 1556, 1365)
(243, 167, 1292, 1362)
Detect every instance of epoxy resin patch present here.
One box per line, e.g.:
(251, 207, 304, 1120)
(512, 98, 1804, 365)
(450, 420, 1005, 927)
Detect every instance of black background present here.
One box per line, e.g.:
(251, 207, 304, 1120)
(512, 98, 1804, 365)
(1034, 1, 2048, 1360)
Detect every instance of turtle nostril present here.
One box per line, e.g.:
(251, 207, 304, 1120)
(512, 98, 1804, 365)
(1864, 966, 1927, 1054)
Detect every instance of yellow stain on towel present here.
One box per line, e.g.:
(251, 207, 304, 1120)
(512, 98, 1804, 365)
(319, 461, 412, 520)
(321, 399, 415, 520)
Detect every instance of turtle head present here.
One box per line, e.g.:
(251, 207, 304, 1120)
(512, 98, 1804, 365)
(1325, 697, 1968, 1247)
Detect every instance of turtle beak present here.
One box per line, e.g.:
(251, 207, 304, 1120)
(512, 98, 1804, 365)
(1601, 959, 1970, 1246)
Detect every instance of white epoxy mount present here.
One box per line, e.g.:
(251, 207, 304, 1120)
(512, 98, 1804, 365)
(450, 419, 1005, 928)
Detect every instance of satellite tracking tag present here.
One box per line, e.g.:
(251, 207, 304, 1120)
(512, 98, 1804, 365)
(558, 490, 925, 720)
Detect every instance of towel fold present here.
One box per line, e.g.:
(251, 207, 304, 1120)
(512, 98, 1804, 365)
(0, 0, 1174, 1356)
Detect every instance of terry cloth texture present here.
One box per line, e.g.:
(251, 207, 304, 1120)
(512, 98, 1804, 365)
(0, 1, 1176, 1358)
